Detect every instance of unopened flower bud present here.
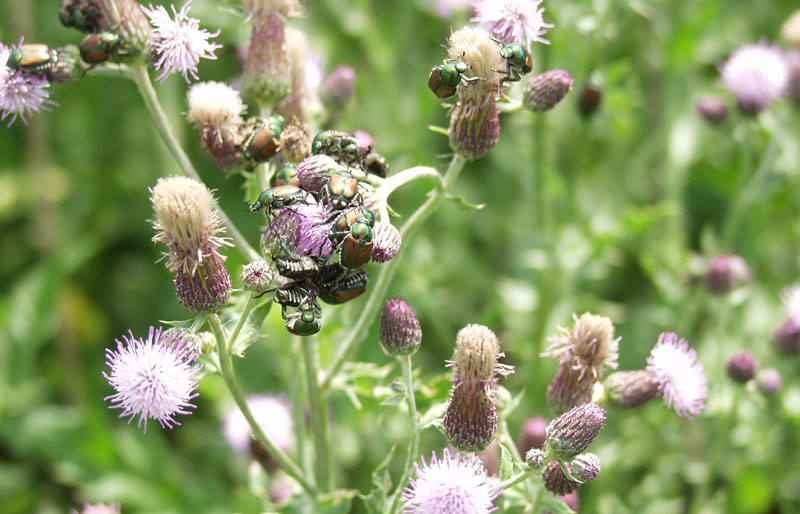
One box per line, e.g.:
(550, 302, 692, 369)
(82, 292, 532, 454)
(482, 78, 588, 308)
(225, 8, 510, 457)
(197, 331, 216, 354)
(773, 319, 800, 354)
(175, 257, 232, 313)
(570, 452, 601, 484)
(526, 448, 546, 468)
(159, 327, 202, 357)
(726, 350, 758, 383)
(320, 65, 356, 110)
(603, 369, 660, 410)
(45, 46, 88, 83)
(524, 69, 573, 112)
(545, 403, 606, 461)
(541, 460, 580, 496)
(756, 367, 782, 396)
(696, 95, 729, 124)
(372, 223, 402, 263)
(517, 416, 549, 455)
(242, 259, 274, 292)
(704, 254, 748, 293)
(243, 9, 290, 107)
(96, 0, 151, 55)
(279, 116, 312, 162)
(380, 298, 422, 356)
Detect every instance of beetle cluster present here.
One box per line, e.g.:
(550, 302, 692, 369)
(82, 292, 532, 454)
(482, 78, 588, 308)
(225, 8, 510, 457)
(247, 130, 388, 336)
(426, 38, 533, 99)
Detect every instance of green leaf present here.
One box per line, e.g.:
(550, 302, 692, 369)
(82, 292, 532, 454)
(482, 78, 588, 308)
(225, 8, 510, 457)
(418, 401, 447, 430)
(362, 445, 396, 514)
(230, 300, 273, 357)
(499, 443, 514, 482)
(279, 490, 357, 514)
(541, 495, 576, 514)
(427, 125, 448, 136)
(443, 193, 486, 211)
(380, 392, 406, 406)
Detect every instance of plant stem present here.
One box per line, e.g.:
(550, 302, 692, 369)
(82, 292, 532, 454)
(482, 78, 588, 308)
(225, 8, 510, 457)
(498, 468, 533, 490)
(388, 355, 419, 514)
(289, 336, 310, 476)
(130, 61, 259, 261)
(301, 335, 333, 492)
(321, 154, 466, 389)
(208, 314, 317, 496)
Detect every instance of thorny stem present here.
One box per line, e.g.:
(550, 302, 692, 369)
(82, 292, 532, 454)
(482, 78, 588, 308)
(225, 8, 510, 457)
(209, 314, 317, 496)
(301, 335, 334, 492)
(388, 355, 419, 514)
(130, 61, 259, 261)
(321, 154, 466, 390)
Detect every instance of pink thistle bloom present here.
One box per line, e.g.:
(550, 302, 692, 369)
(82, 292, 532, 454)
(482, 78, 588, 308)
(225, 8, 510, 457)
(0, 40, 56, 126)
(141, 0, 222, 83)
(103, 327, 201, 432)
(221, 394, 294, 455)
(403, 448, 499, 514)
(719, 42, 790, 113)
(647, 332, 707, 419)
(471, 0, 554, 48)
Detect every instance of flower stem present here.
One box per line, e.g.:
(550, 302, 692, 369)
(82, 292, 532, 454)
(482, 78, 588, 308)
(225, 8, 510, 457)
(130, 61, 259, 261)
(209, 314, 317, 496)
(289, 336, 309, 476)
(388, 355, 419, 514)
(321, 154, 465, 389)
(498, 468, 533, 490)
(301, 335, 334, 492)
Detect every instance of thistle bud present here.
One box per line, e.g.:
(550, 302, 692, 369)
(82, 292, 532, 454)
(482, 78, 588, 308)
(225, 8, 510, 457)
(242, 259, 274, 293)
(45, 46, 88, 83)
(696, 95, 729, 124)
(542, 453, 601, 495)
(175, 257, 232, 313)
(160, 327, 203, 357)
(320, 65, 356, 110)
(603, 369, 660, 410)
(517, 415, 548, 455)
(279, 116, 312, 162)
(773, 319, 800, 354)
(243, 9, 291, 107)
(524, 69, 574, 112)
(756, 367, 782, 396)
(570, 452, 601, 484)
(542, 313, 619, 414)
(726, 350, 758, 384)
(187, 81, 247, 171)
(526, 448, 546, 468)
(371, 223, 402, 263)
(297, 154, 341, 194)
(544, 403, 606, 461)
(379, 298, 422, 356)
(541, 461, 580, 496)
(446, 26, 504, 161)
(95, 0, 151, 55)
(704, 254, 748, 294)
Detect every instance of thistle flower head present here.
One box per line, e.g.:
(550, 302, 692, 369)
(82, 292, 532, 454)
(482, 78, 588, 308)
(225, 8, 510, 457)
(781, 285, 800, 326)
(294, 201, 336, 258)
(297, 154, 342, 193)
(542, 313, 620, 381)
(719, 42, 790, 114)
(541, 461, 579, 496)
(443, 380, 498, 452)
(151, 176, 231, 274)
(221, 394, 294, 455)
(704, 254, 748, 294)
(380, 298, 422, 356)
(320, 65, 356, 109)
(243, 8, 290, 107)
(471, 0, 554, 48)
(646, 332, 707, 419)
(280, 26, 317, 122)
(544, 402, 606, 461)
(0, 40, 57, 126)
(696, 94, 729, 124)
(569, 452, 601, 483)
(242, 259, 274, 292)
(726, 350, 758, 384)
(103, 327, 201, 432)
(525, 448, 546, 468)
(517, 415, 549, 455)
(279, 116, 312, 162)
(45, 46, 87, 84)
(524, 69, 573, 112)
(187, 81, 247, 170)
(95, 0, 152, 53)
(174, 257, 232, 313)
(603, 369, 661, 410)
(452, 324, 512, 383)
(756, 367, 782, 396)
(403, 448, 499, 514)
(542, 453, 601, 495)
(372, 222, 402, 263)
(773, 318, 800, 354)
(142, 0, 222, 83)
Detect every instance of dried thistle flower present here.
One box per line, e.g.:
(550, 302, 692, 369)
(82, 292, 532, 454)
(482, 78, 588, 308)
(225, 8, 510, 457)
(279, 116, 312, 162)
(186, 81, 247, 170)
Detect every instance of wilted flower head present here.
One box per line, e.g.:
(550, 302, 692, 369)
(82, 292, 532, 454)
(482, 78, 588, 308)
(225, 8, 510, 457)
(696, 94, 729, 124)
(524, 69, 573, 112)
(647, 332, 707, 419)
(542, 313, 619, 413)
(380, 298, 422, 356)
(719, 42, 790, 114)
(757, 367, 782, 396)
(452, 324, 512, 383)
(103, 327, 201, 432)
(544, 402, 606, 461)
(222, 394, 294, 455)
(187, 81, 247, 170)
(781, 285, 800, 326)
(142, 0, 222, 83)
(0, 41, 57, 126)
(403, 448, 499, 514)
(704, 254, 748, 294)
(726, 350, 758, 384)
(279, 116, 312, 162)
(471, 0, 553, 47)
(372, 222, 402, 263)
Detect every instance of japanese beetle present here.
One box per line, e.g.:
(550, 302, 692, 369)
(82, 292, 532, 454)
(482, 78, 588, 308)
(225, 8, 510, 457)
(363, 152, 389, 178)
(428, 60, 481, 99)
(276, 255, 320, 280)
(60, 0, 101, 33)
(79, 32, 121, 65)
(328, 206, 376, 245)
(244, 115, 285, 163)
(321, 169, 361, 210)
(281, 295, 322, 336)
(272, 163, 299, 187)
(274, 281, 317, 308)
(317, 269, 368, 305)
(339, 231, 374, 269)
(7, 44, 59, 73)
(312, 130, 361, 167)
(492, 38, 532, 84)
(246, 185, 308, 216)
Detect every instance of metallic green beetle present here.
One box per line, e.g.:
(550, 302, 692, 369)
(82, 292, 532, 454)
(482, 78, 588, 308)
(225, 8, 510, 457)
(246, 184, 308, 216)
(282, 295, 322, 336)
(328, 206, 375, 246)
(312, 130, 361, 167)
(492, 38, 533, 84)
(363, 152, 389, 178)
(272, 163, 299, 187)
(321, 169, 361, 210)
(428, 60, 481, 99)
(244, 115, 285, 163)
(79, 32, 121, 65)
(7, 44, 59, 72)
(276, 255, 320, 280)
(317, 269, 368, 305)
(60, 0, 101, 33)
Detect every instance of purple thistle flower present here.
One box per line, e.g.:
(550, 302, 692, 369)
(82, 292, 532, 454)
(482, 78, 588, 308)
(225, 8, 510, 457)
(294, 201, 336, 258)
(646, 332, 707, 419)
(0, 40, 57, 126)
(471, 0, 554, 48)
(403, 448, 499, 514)
(704, 254, 748, 294)
(372, 222, 402, 263)
(726, 350, 758, 384)
(719, 42, 790, 114)
(773, 318, 800, 355)
(103, 327, 201, 432)
(141, 0, 222, 83)
(297, 154, 340, 194)
(221, 394, 294, 455)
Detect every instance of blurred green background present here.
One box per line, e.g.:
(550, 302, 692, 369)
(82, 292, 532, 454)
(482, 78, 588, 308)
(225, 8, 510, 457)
(2, 0, 800, 512)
